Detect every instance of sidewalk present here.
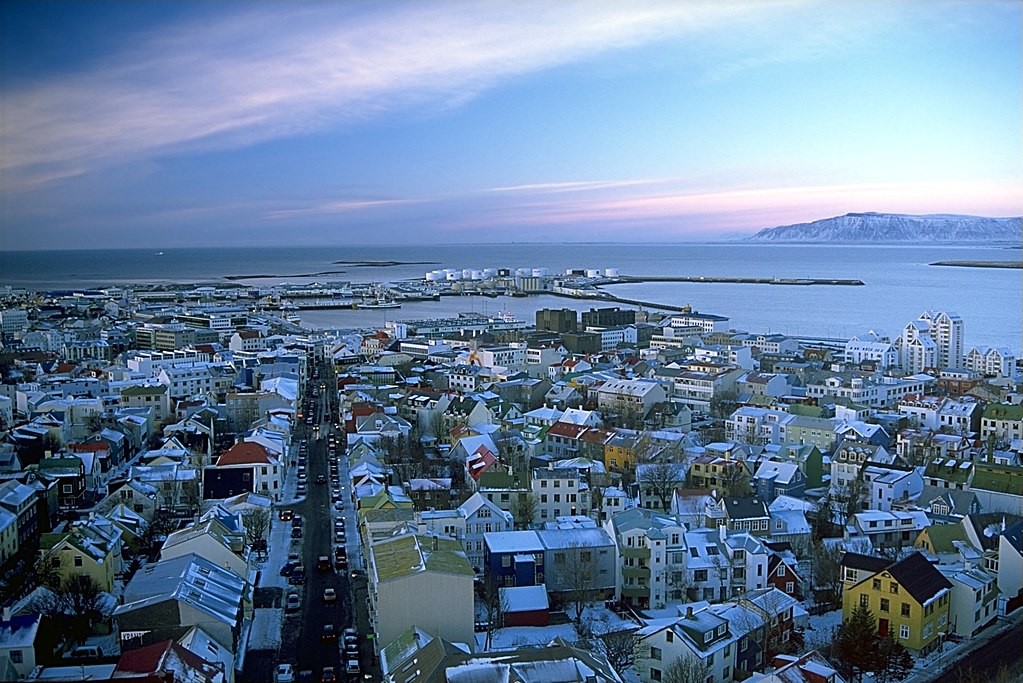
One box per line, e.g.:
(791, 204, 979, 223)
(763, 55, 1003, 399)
(903, 610, 1023, 683)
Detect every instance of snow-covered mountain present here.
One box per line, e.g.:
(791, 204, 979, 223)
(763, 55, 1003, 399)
(746, 212, 1022, 243)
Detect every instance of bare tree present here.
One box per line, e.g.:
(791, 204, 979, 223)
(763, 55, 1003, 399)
(242, 507, 271, 546)
(510, 492, 538, 530)
(595, 627, 641, 676)
(554, 542, 599, 623)
(809, 540, 844, 609)
(477, 575, 507, 651)
(662, 653, 712, 683)
(31, 573, 108, 646)
(639, 461, 684, 513)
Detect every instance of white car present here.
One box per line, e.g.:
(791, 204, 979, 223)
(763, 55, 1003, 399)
(275, 664, 295, 683)
(323, 587, 337, 603)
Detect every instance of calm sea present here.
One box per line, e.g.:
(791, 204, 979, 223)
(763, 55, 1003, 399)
(1, 243, 1019, 355)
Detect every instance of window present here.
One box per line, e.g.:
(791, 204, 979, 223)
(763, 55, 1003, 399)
(10, 650, 23, 664)
(740, 637, 748, 652)
(502, 556, 510, 567)
(901, 603, 910, 617)
(890, 582, 899, 594)
(899, 625, 909, 640)
(650, 668, 662, 682)
(666, 631, 674, 643)
(777, 566, 785, 577)
(650, 646, 662, 661)
(74, 556, 83, 567)
(860, 594, 870, 608)
(786, 581, 794, 594)
(880, 598, 890, 613)
(872, 578, 882, 591)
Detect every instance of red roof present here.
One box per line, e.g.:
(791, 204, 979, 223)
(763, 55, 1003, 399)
(546, 422, 589, 439)
(217, 441, 272, 466)
(68, 442, 108, 452)
(115, 639, 215, 680)
(466, 445, 498, 482)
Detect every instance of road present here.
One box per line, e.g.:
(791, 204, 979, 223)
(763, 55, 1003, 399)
(930, 623, 1022, 683)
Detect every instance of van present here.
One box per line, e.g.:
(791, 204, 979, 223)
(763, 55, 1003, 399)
(69, 645, 103, 659)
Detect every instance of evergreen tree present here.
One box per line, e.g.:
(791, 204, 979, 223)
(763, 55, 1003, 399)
(875, 632, 914, 683)
(833, 603, 881, 681)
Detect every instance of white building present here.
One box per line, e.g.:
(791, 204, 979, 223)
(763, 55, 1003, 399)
(964, 345, 1015, 378)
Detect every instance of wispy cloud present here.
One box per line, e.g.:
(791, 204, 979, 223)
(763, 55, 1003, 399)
(264, 198, 423, 220)
(1, 1, 805, 191)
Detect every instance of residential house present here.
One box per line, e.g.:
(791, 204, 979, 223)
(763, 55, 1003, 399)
(753, 461, 806, 502)
(536, 527, 616, 599)
(457, 492, 514, 573)
(604, 507, 688, 609)
(367, 533, 475, 653)
(747, 651, 847, 683)
(0, 613, 42, 681)
(980, 403, 1023, 445)
(119, 384, 171, 422)
(160, 516, 248, 579)
(830, 441, 893, 495)
(205, 440, 283, 500)
(941, 565, 999, 637)
(532, 467, 590, 523)
(636, 603, 741, 683)
(114, 553, 246, 651)
(841, 552, 951, 654)
(997, 520, 1022, 607)
(39, 516, 123, 592)
(861, 464, 923, 512)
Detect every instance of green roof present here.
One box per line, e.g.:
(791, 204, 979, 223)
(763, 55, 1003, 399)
(982, 403, 1023, 421)
(971, 464, 1023, 496)
(921, 524, 967, 553)
(787, 404, 825, 418)
(373, 534, 473, 582)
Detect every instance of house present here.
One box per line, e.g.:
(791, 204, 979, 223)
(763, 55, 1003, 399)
(160, 516, 248, 579)
(38, 516, 123, 592)
(830, 441, 893, 495)
(840, 552, 952, 654)
(205, 440, 283, 500)
(406, 478, 453, 511)
(113, 637, 225, 683)
(914, 484, 981, 521)
(766, 546, 803, 599)
(747, 651, 847, 683)
(119, 384, 171, 421)
(753, 461, 806, 502)
(367, 533, 475, 653)
(997, 520, 1022, 608)
(849, 510, 930, 553)
(457, 493, 514, 573)
(635, 603, 742, 683)
(500, 584, 551, 626)
(718, 496, 771, 537)
(535, 527, 616, 599)
(36, 456, 86, 511)
(482, 530, 545, 589)
(532, 466, 590, 523)
(114, 553, 246, 651)
(861, 464, 923, 512)
(0, 612, 42, 680)
(381, 629, 623, 683)
(940, 565, 999, 637)
(604, 507, 688, 609)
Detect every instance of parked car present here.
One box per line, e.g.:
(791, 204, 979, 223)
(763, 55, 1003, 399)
(279, 561, 297, 577)
(320, 666, 336, 683)
(275, 664, 295, 683)
(278, 509, 293, 521)
(344, 660, 360, 676)
(285, 592, 301, 612)
(288, 565, 305, 585)
(317, 555, 332, 571)
(321, 624, 337, 641)
(323, 588, 337, 603)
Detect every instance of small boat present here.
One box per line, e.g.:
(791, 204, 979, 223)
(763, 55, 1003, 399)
(357, 299, 401, 309)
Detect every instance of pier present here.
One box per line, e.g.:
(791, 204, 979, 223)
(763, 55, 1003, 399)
(613, 275, 865, 286)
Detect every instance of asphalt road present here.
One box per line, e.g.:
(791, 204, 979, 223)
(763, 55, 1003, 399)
(930, 623, 1022, 683)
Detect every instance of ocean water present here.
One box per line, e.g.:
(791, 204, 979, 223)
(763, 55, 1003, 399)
(1, 243, 1019, 354)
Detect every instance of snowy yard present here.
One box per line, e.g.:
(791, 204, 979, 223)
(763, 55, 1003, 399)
(804, 608, 843, 649)
(475, 604, 636, 652)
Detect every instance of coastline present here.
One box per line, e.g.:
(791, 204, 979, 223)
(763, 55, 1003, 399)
(929, 261, 1022, 269)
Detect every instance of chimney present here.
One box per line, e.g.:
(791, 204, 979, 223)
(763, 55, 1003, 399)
(686, 606, 694, 618)
(2, 607, 11, 622)
(719, 523, 727, 542)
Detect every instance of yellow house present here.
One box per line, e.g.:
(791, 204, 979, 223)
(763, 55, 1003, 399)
(39, 520, 123, 593)
(842, 552, 952, 654)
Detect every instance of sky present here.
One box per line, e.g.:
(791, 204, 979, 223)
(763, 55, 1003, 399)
(0, 0, 1020, 250)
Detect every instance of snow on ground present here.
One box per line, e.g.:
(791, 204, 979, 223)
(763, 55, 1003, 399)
(475, 604, 636, 652)
(248, 608, 284, 650)
(804, 609, 843, 649)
